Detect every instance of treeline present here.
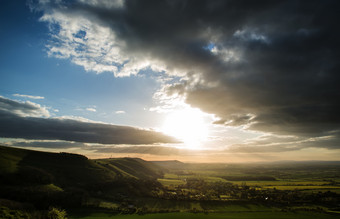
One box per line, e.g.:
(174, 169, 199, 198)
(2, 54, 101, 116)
(0, 206, 67, 219)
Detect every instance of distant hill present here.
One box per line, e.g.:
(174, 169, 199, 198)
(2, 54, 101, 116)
(96, 157, 164, 179)
(152, 160, 186, 170)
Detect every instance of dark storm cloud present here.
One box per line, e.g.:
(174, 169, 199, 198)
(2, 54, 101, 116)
(39, 0, 340, 148)
(5, 139, 197, 156)
(0, 96, 49, 117)
(102, 0, 339, 139)
(7, 140, 86, 149)
(0, 97, 178, 144)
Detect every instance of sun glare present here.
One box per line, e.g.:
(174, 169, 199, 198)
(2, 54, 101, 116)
(162, 108, 209, 149)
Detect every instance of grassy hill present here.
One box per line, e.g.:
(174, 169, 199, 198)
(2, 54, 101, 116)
(97, 157, 163, 180)
(0, 145, 163, 184)
(0, 145, 164, 210)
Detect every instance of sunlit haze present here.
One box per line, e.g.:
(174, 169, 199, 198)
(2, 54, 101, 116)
(162, 108, 209, 149)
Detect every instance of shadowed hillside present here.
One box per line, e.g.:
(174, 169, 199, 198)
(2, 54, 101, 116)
(0, 145, 164, 211)
(0, 145, 163, 184)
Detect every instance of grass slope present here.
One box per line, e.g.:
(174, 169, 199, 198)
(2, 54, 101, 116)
(97, 158, 163, 180)
(0, 145, 165, 210)
(0, 145, 163, 186)
(0, 146, 116, 187)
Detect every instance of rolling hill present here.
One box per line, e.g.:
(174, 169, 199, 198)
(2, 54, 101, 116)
(0, 145, 163, 183)
(0, 145, 164, 209)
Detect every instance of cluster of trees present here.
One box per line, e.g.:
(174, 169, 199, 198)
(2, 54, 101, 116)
(0, 206, 67, 219)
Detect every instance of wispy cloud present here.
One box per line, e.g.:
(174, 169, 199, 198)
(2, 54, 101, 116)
(86, 107, 96, 112)
(13, 93, 45, 100)
(115, 110, 125, 114)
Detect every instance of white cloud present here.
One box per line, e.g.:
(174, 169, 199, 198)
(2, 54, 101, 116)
(39, 7, 130, 75)
(56, 115, 98, 123)
(86, 107, 96, 112)
(233, 29, 270, 44)
(37, 1, 176, 78)
(115, 110, 125, 114)
(211, 46, 242, 63)
(78, 0, 125, 9)
(13, 93, 45, 100)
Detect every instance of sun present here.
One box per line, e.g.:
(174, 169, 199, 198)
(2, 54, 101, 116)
(162, 108, 209, 149)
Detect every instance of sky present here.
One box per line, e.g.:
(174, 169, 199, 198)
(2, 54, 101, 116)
(1, 0, 340, 162)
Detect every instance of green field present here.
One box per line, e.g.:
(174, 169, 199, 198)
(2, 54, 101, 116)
(159, 163, 340, 193)
(158, 178, 186, 186)
(263, 185, 340, 190)
(230, 181, 330, 186)
(69, 212, 340, 219)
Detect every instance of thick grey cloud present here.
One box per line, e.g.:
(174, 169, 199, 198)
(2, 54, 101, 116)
(37, 0, 340, 148)
(0, 97, 178, 144)
(4, 139, 191, 156)
(6, 140, 86, 149)
(0, 96, 49, 117)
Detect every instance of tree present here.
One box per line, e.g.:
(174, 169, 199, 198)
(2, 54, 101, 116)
(47, 207, 67, 219)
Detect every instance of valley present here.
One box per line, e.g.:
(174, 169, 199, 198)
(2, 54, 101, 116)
(1, 146, 340, 218)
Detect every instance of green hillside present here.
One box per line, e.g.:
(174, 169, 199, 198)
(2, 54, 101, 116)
(0, 145, 163, 184)
(0, 145, 164, 210)
(97, 157, 163, 180)
(0, 146, 115, 187)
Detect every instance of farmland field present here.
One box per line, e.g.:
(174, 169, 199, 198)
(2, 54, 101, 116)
(69, 160, 340, 218)
(69, 211, 340, 219)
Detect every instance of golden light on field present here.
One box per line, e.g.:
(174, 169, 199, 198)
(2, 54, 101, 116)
(162, 108, 209, 149)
